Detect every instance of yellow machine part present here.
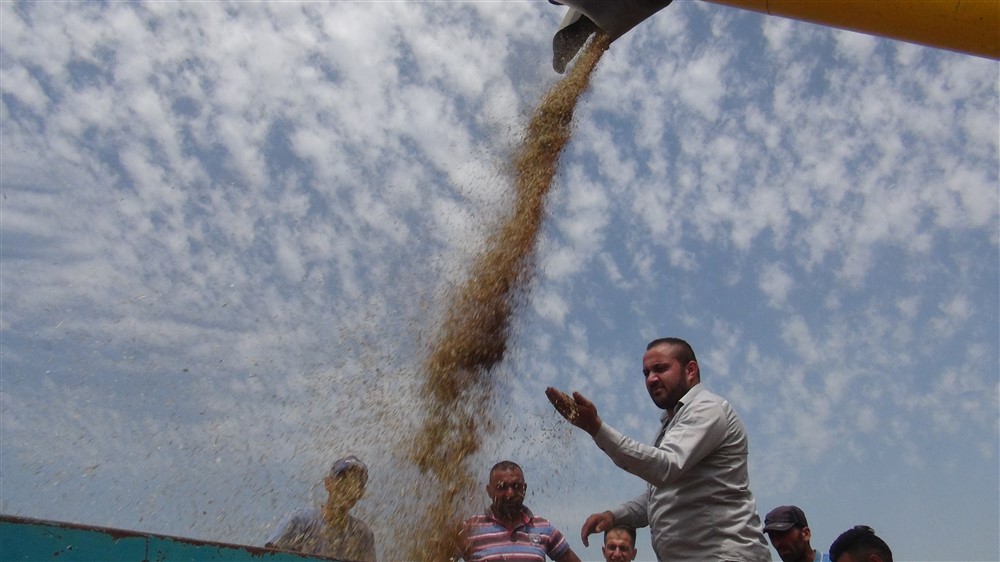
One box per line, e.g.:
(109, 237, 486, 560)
(702, 0, 1000, 60)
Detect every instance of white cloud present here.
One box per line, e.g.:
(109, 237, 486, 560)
(533, 286, 570, 326)
(834, 29, 878, 63)
(762, 15, 795, 53)
(675, 50, 728, 121)
(758, 262, 794, 308)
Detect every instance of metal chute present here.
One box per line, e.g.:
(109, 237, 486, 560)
(549, 0, 999, 73)
(550, 0, 673, 73)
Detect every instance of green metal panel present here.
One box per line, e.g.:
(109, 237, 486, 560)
(0, 514, 343, 561)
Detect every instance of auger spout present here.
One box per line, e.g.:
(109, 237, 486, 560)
(549, 0, 999, 73)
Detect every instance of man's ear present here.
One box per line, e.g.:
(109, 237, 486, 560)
(685, 360, 699, 383)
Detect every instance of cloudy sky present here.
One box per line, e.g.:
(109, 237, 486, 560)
(1, 1, 997, 561)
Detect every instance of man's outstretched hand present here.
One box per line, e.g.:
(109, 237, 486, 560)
(580, 510, 616, 547)
(545, 387, 602, 436)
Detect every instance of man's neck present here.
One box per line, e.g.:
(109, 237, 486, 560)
(490, 506, 524, 529)
(800, 547, 817, 562)
(322, 502, 349, 528)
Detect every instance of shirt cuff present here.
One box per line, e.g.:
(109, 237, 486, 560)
(593, 421, 623, 452)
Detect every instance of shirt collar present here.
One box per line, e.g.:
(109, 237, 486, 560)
(681, 382, 704, 405)
(660, 382, 704, 424)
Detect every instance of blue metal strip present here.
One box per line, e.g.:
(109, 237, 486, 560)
(0, 514, 342, 561)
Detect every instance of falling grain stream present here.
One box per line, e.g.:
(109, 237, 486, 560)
(402, 33, 612, 562)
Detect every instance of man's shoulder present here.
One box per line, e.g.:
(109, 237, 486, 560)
(267, 506, 324, 546)
(283, 506, 323, 524)
(676, 386, 750, 442)
(524, 515, 555, 529)
(684, 385, 739, 414)
(345, 514, 375, 539)
(348, 513, 373, 528)
(686, 383, 721, 402)
(461, 511, 501, 534)
(462, 510, 495, 525)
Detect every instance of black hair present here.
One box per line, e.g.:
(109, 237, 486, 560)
(604, 524, 636, 546)
(489, 460, 522, 477)
(829, 525, 893, 562)
(646, 337, 698, 367)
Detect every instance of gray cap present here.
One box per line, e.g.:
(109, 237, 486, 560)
(764, 505, 809, 533)
(329, 455, 368, 480)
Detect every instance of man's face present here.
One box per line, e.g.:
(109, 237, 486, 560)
(324, 468, 366, 513)
(642, 344, 696, 410)
(602, 529, 637, 562)
(767, 526, 811, 562)
(487, 467, 526, 519)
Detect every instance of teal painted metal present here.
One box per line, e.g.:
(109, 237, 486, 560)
(0, 514, 343, 561)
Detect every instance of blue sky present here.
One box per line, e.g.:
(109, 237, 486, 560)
(1, 2, 997, 561)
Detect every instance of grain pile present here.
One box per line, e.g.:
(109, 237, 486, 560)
(402, 33, 612, 562)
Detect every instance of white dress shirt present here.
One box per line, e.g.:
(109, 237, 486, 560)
(593, 383, 770, 562)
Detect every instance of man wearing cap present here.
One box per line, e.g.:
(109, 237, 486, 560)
(763, 505, 830, 562)
(829, 525, 893, 562)
(459, 460, 582, 562)
(265, 455, 377, 561)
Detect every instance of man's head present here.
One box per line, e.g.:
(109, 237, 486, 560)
(829, 525, 893, 562)
(602, 525, 637, 562)
(323, 455, 368, 513)
(643, 338, 700, 411)
(763, 505, 815, 562)
(487, 461, 526, 521)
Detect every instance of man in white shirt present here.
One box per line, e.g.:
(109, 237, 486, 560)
(546, 337, 769, 562)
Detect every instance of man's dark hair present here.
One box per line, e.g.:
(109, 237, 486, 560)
(647, 337, 698, 366)
(489, 460, 522, 477)
(829, 525, 893, 562)
(604, 524, 636, 546)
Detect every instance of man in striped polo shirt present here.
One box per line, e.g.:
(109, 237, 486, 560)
(459, 461, 582, 562)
